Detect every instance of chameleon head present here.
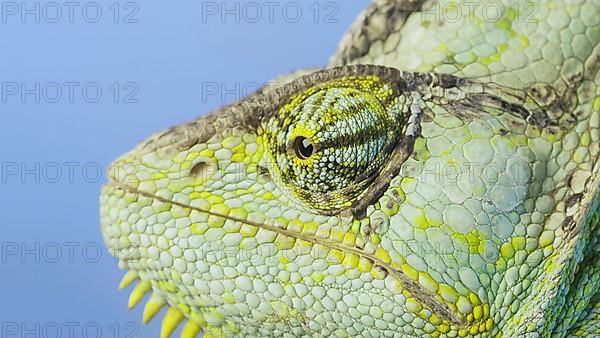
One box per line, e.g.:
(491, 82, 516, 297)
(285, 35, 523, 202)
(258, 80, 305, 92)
(100, 65, 472, 336)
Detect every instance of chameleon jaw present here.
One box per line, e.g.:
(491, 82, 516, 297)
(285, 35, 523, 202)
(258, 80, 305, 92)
(101, 180, 467, 336)
(101, 183, 220, 338)
(118, 269, 215, 338)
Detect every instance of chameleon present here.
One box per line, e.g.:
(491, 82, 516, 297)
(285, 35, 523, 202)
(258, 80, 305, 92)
(100, 0, 600, 337)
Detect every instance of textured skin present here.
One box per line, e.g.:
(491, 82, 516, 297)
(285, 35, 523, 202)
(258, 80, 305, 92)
(100, 0, 599, 337)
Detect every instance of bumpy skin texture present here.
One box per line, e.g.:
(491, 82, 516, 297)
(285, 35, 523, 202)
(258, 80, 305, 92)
(100, 0, 599, 337)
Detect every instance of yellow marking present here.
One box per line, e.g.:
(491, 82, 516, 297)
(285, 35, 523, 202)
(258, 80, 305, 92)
(357, 257, 373, 273)
(342, 253, 359, 268)
(128, 280, 151, 309)
(439, 284, 459, 304)
(303, 221, 319, 235)
(501, 242, 515, 259)
(311, 271, 325, 283)
(143, 292, 167, 324)
(406, 297, 423, 313)
(223, 292, 235, 304)
(160, 307, 185, 338)
(191, 222, 208, 234)
(118, 270, 138, 289)
(466, 231, 482, 254)
(181, 320, 202, 338)
(402, 263, 419, 281)
(151, 172, 166, 180)
(240, 223, 258, 237)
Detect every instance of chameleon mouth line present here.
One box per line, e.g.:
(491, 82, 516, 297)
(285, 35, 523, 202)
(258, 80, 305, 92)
(105, 181, 463, 326)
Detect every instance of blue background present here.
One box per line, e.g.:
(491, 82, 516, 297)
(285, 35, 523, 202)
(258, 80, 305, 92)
(0, 1, 369, 337)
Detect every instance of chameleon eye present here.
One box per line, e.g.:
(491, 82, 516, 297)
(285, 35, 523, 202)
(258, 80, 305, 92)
(294, 136, 315, 159)
(264, 78, 403, 213)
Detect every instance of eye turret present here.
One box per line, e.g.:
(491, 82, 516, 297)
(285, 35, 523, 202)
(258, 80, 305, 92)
(262, 76, 405, 213)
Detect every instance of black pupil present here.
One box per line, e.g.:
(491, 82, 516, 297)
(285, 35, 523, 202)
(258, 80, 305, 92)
(295, 137, 314, 159)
